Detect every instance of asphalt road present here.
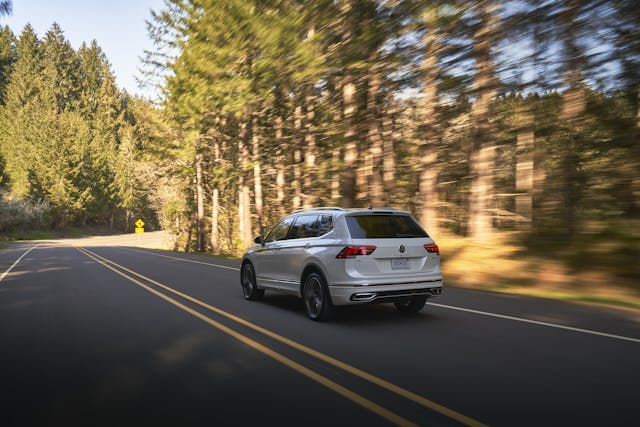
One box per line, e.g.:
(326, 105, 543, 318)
(1, 241, 638, 426)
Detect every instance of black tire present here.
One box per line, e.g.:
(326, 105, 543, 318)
(394, 295, 428, 314)
(302, 271, 333, 321)
(240, 262, 264, 301)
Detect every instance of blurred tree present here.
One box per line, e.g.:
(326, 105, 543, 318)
(468, 0, 500, 243)
(0, 1, 11, 16)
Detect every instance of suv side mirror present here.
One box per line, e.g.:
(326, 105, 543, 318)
(254, 235, 265, 246)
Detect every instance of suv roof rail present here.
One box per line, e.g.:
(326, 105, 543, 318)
(292, 206, 346, 213)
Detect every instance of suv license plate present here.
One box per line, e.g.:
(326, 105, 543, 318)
(391, 258, 409, 270)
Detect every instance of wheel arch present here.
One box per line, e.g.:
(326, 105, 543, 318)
(299, 262, 328, 297)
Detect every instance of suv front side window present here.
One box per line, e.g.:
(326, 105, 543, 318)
(265, 217, 294, 242)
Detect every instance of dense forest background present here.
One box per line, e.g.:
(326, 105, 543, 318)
(1, 1, 638, 304)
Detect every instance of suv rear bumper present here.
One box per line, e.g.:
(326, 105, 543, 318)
(328, 280, 443, 306)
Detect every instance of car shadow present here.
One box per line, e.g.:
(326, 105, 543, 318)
(259, 293, 445, 326)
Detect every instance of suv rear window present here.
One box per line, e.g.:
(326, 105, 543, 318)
(345, 214, 428, 239)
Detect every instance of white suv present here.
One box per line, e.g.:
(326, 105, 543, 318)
(240, 207, 442, 321)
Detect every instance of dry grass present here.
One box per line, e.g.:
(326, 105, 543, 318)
(436, 231, 640, 311)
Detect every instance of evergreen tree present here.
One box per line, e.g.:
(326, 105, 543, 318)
(0, 24, 43, 197)
(0, 25, 16, 105)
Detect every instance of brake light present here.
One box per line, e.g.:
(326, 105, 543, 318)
(424, 244, 439, 255)
(336, 246, 377, 258)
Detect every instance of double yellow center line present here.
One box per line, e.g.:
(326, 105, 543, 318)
(75, 246, 487, 427)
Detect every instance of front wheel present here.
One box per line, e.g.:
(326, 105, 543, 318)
(240, 262, 264, 301)
(302, 272, 333, 321)
(394, 295, 428, 314)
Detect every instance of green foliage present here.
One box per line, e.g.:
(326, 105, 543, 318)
(0, 23, 151, 230)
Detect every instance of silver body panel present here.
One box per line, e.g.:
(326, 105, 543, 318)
(242, 208, 443, 306)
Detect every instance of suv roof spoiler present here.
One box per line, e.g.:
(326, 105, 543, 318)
(292, 206, 403, 214)
(292, 206, 345, 213)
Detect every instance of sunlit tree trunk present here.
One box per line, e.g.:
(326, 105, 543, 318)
(292, 104, 303, 210)
(342, 77, 357, 208)
(331, 78, 342, 205)
(211, 186, 219, 252)
(515, 109, 534, 232)
(210, 121, 222, 253)
(634, 91, 640, 212)
(303, 88, 316, 208)
(238, 119, 252, 249)
(559, 0, 586, 237)
(251, 112, 263, 231)
(195, 150, 205, 252)
(340, 0, 357, 208)
(275, 115, 286, 218)
(418, 14, 441, 236)
(468, 0, 498, 243)
(366, 58, 383, 207)
(382, 112, 396, 200)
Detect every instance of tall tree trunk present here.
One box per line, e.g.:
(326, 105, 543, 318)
(559, 0, 585, 238)
(418, 15, 441, 236)
(634, 91, 640, 212)
(275, 115, 286, 218)
(211, 136, 221, 253)
(366, 59, 383, 207)
(195, 151, 205, 252)
(238, 119, 252, 249)
(468, 0, 498, 243)
(342, 77, 358, 208)
(515, 109, 534, 232)
(340, 0, 357, 208)
(303, 88, 316, 208)
(382, 111, 396, 200)
(251, 113, 263, 232)
(331, 78, 342, 205)
(331, 146, 341, 204)
(211, 187, 219, 252)
(293, 104, 303, 210)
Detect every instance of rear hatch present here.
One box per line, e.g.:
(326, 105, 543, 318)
(343, 212, 439, 276)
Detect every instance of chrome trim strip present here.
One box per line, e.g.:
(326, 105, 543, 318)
(332, 279, 442, 287)
(257, 277, 299, 285)
(374, 291, 431, 299)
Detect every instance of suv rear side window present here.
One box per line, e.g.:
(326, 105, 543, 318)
(317, 215, 333, 236)
(345, 215, 428, 239)
(288, 215, 319, 239)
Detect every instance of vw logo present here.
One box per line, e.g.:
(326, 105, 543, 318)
(399, 245, 405, 253)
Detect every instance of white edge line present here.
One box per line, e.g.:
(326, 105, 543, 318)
(0, 243, 41, 283)
(117, 247, 240, 271)
(110, 246, 640, 344)
(426, 302, 640, 344)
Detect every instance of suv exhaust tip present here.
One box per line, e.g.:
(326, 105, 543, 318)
(350, 292, 377, 301)
(428, 287, 442, 295)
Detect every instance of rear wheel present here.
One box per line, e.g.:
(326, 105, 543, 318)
(302, 272, 333, 321)
(394, 295, 428, 314)
(240, 262, 264, 301)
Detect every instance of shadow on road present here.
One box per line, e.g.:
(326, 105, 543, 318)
(259, 293, 445, 326)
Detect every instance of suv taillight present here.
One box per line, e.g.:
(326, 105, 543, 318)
(424, 244, 439, 255)
(336, 246, 377, 258)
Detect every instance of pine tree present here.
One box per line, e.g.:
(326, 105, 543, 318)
(0, 25, 16, 105)
(0, 25, 43, 197)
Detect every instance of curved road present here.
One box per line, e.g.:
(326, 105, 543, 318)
(1, 241, 638, 426)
